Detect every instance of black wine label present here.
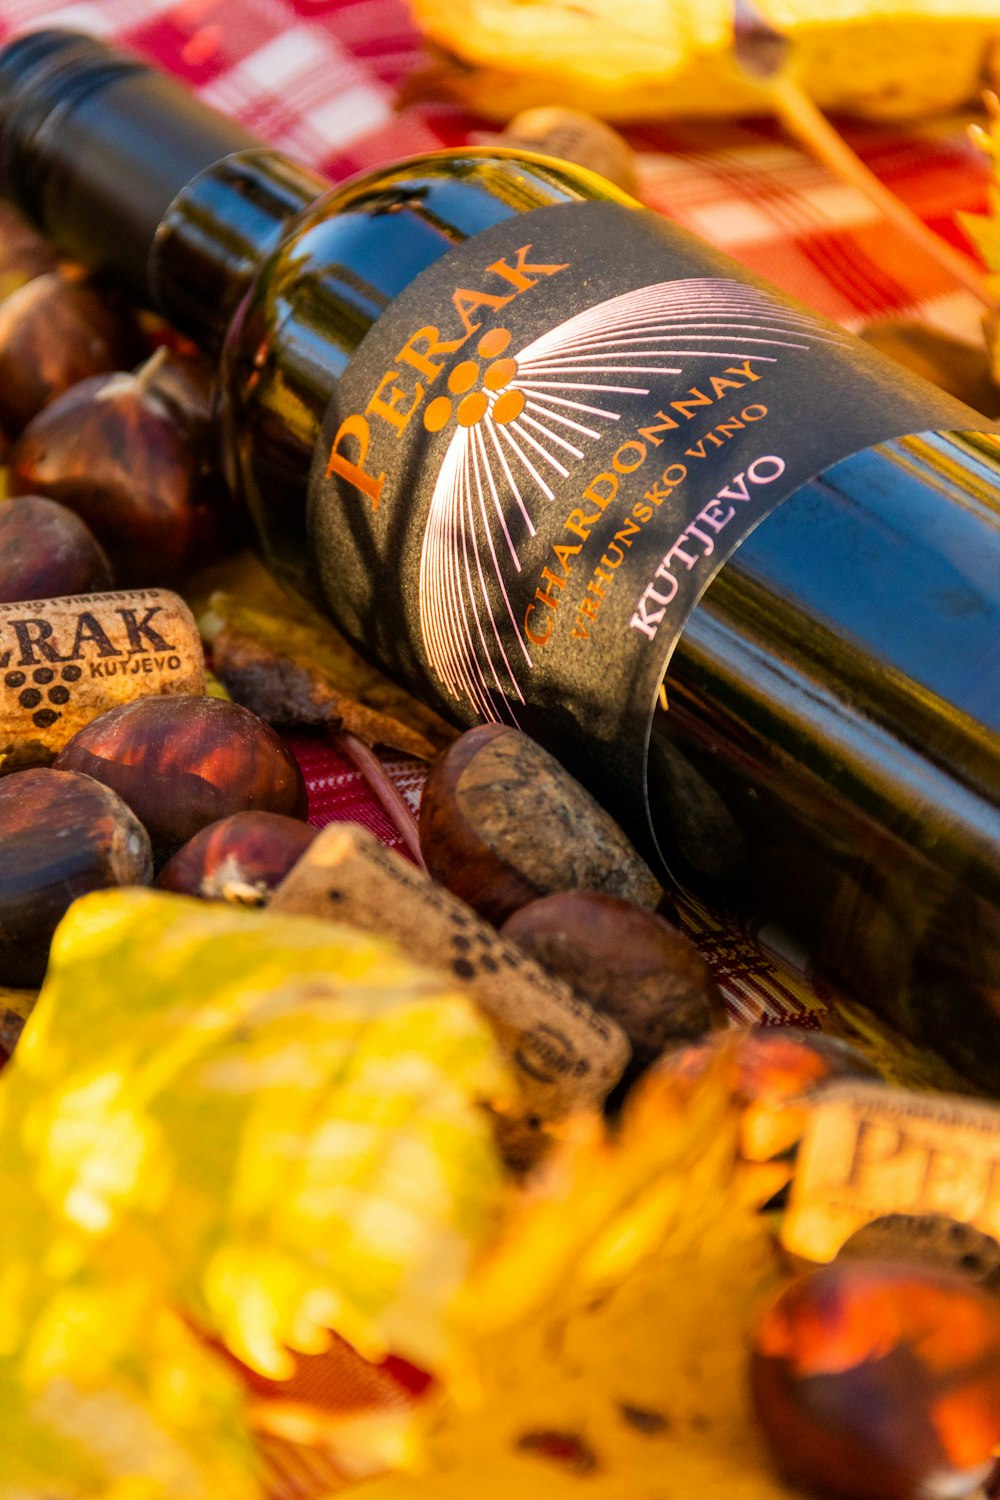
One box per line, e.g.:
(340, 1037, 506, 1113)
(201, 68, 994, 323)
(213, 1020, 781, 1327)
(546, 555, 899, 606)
(308, 199, 975, 852)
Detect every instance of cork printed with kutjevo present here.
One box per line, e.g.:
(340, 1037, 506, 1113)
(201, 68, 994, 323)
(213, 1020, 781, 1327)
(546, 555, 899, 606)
(0, 589, 204, 770)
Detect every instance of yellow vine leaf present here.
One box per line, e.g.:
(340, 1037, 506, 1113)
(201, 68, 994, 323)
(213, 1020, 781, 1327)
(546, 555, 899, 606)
(0, 890, 510, 1499)
(346, 1060, 801, 1500)
(407, 0, 1000, 123)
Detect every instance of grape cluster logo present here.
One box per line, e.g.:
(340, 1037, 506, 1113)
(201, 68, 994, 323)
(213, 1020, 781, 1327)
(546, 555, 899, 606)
(422, 328, 525, 433)
(5, 664, 80, 731)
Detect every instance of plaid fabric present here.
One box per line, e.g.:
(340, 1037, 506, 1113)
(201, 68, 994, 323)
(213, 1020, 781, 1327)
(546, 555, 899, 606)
(0, 0, 991, 1484)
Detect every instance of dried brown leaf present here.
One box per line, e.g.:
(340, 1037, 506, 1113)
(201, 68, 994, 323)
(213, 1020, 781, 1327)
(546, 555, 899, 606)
(197, 573, 456, 761)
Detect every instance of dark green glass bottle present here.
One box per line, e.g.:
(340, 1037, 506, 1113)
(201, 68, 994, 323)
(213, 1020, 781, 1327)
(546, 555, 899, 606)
(0, 29, 996, 1088)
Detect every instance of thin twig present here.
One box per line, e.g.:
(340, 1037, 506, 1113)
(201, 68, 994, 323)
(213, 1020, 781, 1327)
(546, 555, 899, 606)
(769, 73, 996, 310)
(730, 0, 995, 309)
(328, 729, 426, 871)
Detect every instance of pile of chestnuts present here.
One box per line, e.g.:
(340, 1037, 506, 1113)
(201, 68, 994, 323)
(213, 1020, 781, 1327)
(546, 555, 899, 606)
(0, 205, 304, 984)
(0, 696, 310, 985)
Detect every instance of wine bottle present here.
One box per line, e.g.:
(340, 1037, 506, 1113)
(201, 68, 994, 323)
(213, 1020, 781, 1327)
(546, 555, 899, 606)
(0, 30, 997, 1088)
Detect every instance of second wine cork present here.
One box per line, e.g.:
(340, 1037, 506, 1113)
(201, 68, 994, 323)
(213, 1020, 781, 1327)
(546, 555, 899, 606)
(0, 588, 205, 770)
(782, 1084, 1000, 1265)
(500, 108, 639, 196)
(271, 822, 631, 1118)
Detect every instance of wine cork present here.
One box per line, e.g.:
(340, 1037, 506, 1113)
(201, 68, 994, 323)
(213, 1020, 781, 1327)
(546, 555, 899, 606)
(0, 588, 205, 769)
(499, 108, 639, 196)
(783, 1084, 1000, 1264)
(271, 822, 631, 1118)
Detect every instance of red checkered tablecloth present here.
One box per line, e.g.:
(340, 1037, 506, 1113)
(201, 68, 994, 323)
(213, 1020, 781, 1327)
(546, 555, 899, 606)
(0, 0, 990, 1026)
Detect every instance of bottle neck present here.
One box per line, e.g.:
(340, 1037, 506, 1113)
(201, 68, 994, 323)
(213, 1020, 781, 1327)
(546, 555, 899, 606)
(149, 149, 328, 355)
(0, 28, 324, 342)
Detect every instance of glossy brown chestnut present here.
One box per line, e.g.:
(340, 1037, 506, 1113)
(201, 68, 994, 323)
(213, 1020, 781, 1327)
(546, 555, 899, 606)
(54, 695, 308, 856)
(0, 494, 113, 602)
(838, 1215, 1000, 1290)
(419, 724, 662, 926)
(156, 810, 317, 904)
(0, 766, 152, 985)
(0, 201, 58, 300)
(656, 1027, 880, 1101)
(0, 268, 144, 437)
(751, 1260, 1000, 1500)
(656, 1026, 882, 1161)
(8, 348, 229, 585)
(141, 345, 217, 442)
(500, 891, 723, 1060)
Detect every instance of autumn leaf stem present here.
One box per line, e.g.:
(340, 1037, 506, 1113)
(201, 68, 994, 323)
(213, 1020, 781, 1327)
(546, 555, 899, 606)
(329, 729, 427, 870)
(769, 74, 996, 310)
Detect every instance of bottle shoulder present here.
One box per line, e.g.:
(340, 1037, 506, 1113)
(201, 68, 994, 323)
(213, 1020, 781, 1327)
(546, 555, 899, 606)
(214, 149, 638, 589)
(236, 148, 637, 339)
(217, 150, 641, 509)
(288, 146, 637, 234)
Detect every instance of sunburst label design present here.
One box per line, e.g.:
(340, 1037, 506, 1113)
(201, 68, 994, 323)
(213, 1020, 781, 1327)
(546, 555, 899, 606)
(309, 199, 963, 850)
(413, 275, 851, 723)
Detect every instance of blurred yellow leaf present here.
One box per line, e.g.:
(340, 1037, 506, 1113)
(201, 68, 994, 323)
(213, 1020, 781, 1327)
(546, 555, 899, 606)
(408, 0, 1000, 123)
(345, 1060, 801, 1499)
(0, 890, 510, 1499)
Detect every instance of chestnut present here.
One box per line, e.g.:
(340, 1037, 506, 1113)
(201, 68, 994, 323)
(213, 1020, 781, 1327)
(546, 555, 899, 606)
(0, 494, 113, 602)
(501, 108, 639, 195)
(0, 268, 144, 438)
(140, 346, 235, 533)
(0, 201, 58, 301)
(54, 695, 308, 857)
(656, 1027, 880, 1100)
(140, 345, 217, 443)
(837, 1214, 1000, 1289)
(500, 891, 724, 1061)
(8, 348, 230, 585)
(156, 810, 317, 904)
(0, 766, 152, 985)
(655, 1026, 881, 1161)
(751, 1260, 1000, 1499)
(0, 986, 36, 1060)
(419, 724, 662, 926)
